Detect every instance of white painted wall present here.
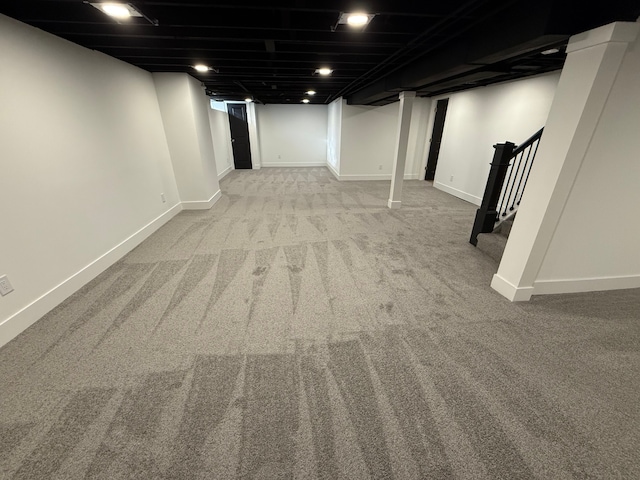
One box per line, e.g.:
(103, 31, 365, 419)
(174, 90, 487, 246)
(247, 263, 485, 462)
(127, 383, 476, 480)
(405, 97, 432, 179)
(335, 98, 433, 180)
(256, 104, 328, 167)
(429, 72, 560, 205)
(326, 98, 342, 177)
(154, 73, 220, 207)
(208, 100, 234, 180)
(0, 15, 180, 346)
(340, 102, 399, 179)
(535, 25, 640, 288)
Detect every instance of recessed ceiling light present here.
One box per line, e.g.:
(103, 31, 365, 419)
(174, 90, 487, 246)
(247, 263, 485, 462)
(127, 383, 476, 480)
(302, 99, 310, 103)
(306, 90, 317, 95)
(315, 68, 333, 76)
(245, 98, 253, 103)
(347, 14, 369, 26)
(89, 3, 143, 19)
(541, 48, 560, 55)
(193, 64, 210, 72)
(337, 12, 375, 28)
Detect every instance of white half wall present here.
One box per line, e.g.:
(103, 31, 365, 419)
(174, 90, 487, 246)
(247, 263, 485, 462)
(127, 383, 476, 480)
(257, 104, 328, 166)
(208, 101, 234, 180)
(0, 15, 181, 347)
(429, 72, 560, 205)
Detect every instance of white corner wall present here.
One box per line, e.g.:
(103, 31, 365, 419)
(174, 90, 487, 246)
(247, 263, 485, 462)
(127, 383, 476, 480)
(154, 73, 220, 209)
(208, 100, 234, 180)
(0, 15, 181, 347)
(430, 72, 560, 205)
(256, 104, 328, 167)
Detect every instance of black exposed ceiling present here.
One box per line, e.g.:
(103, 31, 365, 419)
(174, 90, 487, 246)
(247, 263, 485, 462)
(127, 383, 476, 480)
(2, 0, 639, 105)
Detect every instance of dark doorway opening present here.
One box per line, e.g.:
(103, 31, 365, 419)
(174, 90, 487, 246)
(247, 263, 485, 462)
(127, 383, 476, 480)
(425, 98, 449, 181)
(227, 103, 253, 169)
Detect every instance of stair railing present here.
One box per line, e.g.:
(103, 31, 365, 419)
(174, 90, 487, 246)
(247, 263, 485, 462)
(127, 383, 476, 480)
(470, 127, 544, 246)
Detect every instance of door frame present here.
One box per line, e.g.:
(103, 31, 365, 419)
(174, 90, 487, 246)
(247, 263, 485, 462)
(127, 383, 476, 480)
(224, 101, 262, 169)
(422, 97, 449, 181)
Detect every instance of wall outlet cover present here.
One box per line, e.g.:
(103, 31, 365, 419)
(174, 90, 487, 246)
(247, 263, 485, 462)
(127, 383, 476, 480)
(0, 275, 14, 296)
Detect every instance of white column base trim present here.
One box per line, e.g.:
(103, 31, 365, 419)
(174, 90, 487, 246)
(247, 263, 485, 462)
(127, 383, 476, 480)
(387, 199, 402, 209)
(533, 274, 640, 295)
(217, 165, 233, 180)
(326, 163, 340, 180)
(181, 190, 222, 210)
(0, 203, 183, 349)
(491, 274, 534, 301)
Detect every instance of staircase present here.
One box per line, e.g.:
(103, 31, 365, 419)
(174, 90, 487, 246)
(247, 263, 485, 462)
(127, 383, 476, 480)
(470, 127, 544, 247)
(475, 216, 514, 264)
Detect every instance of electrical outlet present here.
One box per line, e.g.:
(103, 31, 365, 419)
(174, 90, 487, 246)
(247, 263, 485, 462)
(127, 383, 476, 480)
(378, 164, 383, 170)
(161, 193, 166, 203)
(0, 275, 14, 296)
(450, 175, 454, 182)
(278, 154, 281, 159)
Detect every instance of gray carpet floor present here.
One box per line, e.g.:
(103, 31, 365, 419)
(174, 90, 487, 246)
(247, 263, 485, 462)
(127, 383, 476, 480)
(1, 167, 639, 479)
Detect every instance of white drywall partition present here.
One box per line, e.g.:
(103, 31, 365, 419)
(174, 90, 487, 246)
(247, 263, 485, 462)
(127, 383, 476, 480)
(208, 103, 234, 180)
(429, 72, 560, 205)
(493, 21, 640, 301)
(0, 15, 180, 347)
(257, 104, 329, 166)
(154, 73, 220, 209)
(326, 98, 343, 178)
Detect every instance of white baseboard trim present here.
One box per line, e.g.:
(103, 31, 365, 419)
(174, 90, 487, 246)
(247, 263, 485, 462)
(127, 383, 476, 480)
(326, 162, 340, 180)
(434, 182, 482, 206)
(217, 165, 233, 180)
(0, 203, 183, 349)
(388, 199, 402, 209)
(533, 274, 640, 296)
(334, 172, 419, 181)
(261, 162, 327, 167)
(181, 190, 222, 210)
(404, 173, 420, 180)
(491, 274, 534, 302)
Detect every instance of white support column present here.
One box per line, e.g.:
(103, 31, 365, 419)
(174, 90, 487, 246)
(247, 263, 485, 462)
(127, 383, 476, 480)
(388, 91, 416, 209)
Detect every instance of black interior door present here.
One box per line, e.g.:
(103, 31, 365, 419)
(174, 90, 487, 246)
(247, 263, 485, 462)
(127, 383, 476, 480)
(227, 103, 253, 169)
(425, 98, 449, 181)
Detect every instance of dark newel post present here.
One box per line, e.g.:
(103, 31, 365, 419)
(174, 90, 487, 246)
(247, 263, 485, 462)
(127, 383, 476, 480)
(469, 141, 515, 246)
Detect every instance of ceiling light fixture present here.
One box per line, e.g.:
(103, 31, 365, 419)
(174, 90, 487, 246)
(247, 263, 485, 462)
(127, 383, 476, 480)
(315, 68, 333, 76)
(306, 90, 316, 95)
(347, 14, 369, 26)
(541, 48, 560, 55)
(302, 99, 310, 103)
(193, 64, 211, 72)
(245, 97, 253, 103)
(88, 2, 159, 25)
(101, 4, 131, 18)
(334, 12, 376, 30)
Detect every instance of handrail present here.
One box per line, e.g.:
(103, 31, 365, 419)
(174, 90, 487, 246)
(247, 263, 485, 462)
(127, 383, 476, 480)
(512, 127, 544, 156)
(470, 127, 544, 246)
